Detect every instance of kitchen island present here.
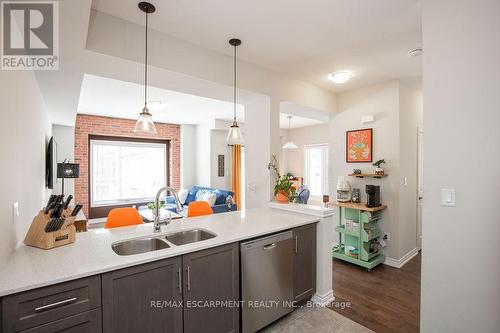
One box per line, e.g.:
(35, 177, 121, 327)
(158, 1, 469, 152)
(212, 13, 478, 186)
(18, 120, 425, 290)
(0, 207, 320, 333)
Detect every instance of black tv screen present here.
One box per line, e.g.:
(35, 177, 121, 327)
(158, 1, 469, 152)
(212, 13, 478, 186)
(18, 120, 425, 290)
(46, 137, 57, 189)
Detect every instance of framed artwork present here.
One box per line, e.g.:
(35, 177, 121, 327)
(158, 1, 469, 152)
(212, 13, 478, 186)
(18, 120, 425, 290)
(346, 128, 373, 163)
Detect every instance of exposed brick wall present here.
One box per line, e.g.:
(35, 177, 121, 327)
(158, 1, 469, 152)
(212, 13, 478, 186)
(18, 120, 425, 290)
(74, 114, 180, 216)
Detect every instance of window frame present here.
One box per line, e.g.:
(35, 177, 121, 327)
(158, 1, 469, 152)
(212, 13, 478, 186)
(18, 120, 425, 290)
(88, 135, 170, 219)
(303, 143, 329, 199)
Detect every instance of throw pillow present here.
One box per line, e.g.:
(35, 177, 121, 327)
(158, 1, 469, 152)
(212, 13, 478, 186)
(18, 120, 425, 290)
(177, 189, 188, 205)
(195, 189, 209, 202)
(203, 192, 217, 206)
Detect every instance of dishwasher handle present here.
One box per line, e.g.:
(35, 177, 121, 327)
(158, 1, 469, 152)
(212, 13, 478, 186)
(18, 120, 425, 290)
(241, 230, 293, 251)
(263, 243, 277, 250)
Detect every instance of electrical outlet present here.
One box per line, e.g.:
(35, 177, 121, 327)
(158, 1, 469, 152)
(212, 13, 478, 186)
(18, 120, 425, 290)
(383, 232, 390, 241)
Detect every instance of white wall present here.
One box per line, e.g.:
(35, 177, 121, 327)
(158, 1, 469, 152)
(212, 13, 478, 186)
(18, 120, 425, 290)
(180, 124, 197, 189)
(195, 123, 211, 187)
(421, 1, 500, 332)
(332, 81, 401, 259)
(52, 125, 75, 197)
(0, 69, 52, 267)
(284, 123, 330, 177)
(210, 130, 231, 190)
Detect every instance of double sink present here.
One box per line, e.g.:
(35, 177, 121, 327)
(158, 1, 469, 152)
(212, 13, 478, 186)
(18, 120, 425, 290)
(112, 229, 217, 256)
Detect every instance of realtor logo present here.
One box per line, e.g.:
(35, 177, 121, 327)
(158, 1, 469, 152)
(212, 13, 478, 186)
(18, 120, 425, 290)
(1, 1, 58, 70)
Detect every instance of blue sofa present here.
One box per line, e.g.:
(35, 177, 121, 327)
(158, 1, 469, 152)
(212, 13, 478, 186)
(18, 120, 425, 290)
(165, 186, 237, 215)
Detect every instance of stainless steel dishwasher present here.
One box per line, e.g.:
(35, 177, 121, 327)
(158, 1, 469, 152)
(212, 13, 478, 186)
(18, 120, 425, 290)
(240, 230, 293, 333)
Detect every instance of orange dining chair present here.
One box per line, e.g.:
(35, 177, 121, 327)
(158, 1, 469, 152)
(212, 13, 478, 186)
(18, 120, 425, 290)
(187, 201, 213, 218)
(105, 207, 143, 229)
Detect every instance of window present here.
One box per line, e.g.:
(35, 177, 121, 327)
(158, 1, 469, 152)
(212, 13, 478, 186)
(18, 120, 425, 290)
(90, 136, 169, 210)
(304, 144, 329, 197)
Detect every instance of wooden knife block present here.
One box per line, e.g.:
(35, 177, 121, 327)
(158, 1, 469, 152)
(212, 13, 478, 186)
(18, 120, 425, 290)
(24, 209, 76, 250)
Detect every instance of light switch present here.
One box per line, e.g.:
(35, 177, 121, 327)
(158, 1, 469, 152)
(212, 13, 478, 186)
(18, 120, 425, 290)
(403, 177, 408, 186)
(441, 189, 456, 207)
(13, 202, 19, 218)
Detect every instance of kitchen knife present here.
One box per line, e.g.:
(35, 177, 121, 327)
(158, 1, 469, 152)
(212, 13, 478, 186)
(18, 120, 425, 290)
(43, 201, 56, 215)
(63, 195, 73, 209)
(45, 194, 57, 207)
(51, 204, 64, 218)
(57, 194, 65, 204)
(71, 204, 83, 217)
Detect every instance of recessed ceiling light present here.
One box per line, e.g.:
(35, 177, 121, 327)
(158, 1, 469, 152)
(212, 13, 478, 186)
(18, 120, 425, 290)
(408, 47, 423, 57)
(328, 71, 353, 84)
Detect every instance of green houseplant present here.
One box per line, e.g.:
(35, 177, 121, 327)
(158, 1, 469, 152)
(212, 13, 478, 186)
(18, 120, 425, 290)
(268, 155, 296, 203)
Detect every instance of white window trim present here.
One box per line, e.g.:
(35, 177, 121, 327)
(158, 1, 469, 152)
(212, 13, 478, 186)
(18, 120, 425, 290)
(303, 143, 329, 200)
(89, 139, 167, 207)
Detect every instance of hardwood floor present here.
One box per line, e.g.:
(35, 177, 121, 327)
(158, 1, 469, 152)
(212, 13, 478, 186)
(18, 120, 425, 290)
(330, 253, 421, 333)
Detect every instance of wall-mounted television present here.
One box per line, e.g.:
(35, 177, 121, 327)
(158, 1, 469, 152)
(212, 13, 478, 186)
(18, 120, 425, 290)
(46, 137, 57, 189)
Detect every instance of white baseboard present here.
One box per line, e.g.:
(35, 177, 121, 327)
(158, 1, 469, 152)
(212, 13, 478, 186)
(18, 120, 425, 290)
(384, 247, 419, 268)
(311, 290, 335, 306)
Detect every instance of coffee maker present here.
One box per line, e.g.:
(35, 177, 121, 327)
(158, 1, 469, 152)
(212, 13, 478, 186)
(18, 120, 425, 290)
(366, 185, 381, 207)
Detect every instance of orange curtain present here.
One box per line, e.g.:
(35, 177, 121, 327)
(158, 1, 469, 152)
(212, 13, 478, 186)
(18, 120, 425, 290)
(231, 145, 241, 209)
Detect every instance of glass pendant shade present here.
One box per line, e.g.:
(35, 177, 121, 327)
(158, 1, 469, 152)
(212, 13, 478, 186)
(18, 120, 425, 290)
(282, 115, 297, 149)
(282, 141, 298, 150)
(134, 107, 157, 134)
(227, 123, 243, 146)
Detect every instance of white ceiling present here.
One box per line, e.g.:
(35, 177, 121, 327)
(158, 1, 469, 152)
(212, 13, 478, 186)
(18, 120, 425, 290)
(279, 114, 325, 129)
(91, 0, 422, 92)
(78, 74, 244, 125)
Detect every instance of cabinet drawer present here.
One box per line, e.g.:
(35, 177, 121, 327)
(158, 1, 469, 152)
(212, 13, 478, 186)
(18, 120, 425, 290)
(19, 309, 101, 333)
(2, 276, 101, 332)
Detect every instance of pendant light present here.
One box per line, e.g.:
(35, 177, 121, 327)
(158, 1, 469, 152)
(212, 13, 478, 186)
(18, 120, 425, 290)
(134, 2, 157, 134)
(227, 38, 244, 146)
(282, 116, 298, 149)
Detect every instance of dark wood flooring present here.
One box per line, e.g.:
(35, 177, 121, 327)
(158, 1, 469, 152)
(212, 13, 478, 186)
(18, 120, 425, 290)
(330, 253, 421, 333)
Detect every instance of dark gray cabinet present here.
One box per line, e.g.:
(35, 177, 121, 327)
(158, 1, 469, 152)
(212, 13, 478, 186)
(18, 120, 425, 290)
(293, 224, 317, 302)
(2, 276, 101, 333)
(102, 257, 183, 333)
(18, 309, 101, 333)
(183, 243, 240, 333)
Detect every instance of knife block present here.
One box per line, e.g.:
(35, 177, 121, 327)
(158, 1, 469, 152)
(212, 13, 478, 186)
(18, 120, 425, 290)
(24, 209, 76, 250)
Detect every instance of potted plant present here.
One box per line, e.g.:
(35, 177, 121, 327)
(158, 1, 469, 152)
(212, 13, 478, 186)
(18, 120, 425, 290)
(372, 159, 386, 175)
(268, 156, 296, 203)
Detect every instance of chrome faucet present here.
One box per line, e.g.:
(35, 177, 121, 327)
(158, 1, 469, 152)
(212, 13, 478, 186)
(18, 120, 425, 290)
(153, 186, 183, 233)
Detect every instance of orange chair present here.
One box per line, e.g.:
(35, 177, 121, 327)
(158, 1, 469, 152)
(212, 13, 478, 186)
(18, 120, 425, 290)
(187, 201, 213, 218)
(105, 207, 143, 229)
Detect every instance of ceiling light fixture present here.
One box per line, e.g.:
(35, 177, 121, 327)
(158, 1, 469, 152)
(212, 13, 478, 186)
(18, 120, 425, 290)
(134, 2, 157, 134)
(328, 71, 353, 84)
(227, 38, 244, 146)
(282, 116, 298, 150)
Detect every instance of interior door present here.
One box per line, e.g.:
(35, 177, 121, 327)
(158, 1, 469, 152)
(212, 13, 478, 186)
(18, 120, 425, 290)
(417, 128, 424, 250)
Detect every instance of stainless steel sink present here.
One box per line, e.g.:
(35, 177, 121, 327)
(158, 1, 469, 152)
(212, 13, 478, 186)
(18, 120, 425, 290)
(166, 229, 216, 246)
(112, 237, 170, 256)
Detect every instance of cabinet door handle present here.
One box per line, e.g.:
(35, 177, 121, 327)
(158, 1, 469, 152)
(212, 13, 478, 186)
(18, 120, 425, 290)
(294, 235, 298, 254)
(186, 266, 191, 291)
(35, 297, 77, 312)
(177, 267, 182, 294)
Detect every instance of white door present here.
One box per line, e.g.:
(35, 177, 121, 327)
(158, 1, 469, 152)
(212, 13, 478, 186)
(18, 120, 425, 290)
(417, 129, 424, 250)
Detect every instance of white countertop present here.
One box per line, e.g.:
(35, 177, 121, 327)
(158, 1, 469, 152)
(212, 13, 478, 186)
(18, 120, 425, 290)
(0, 208, 319, 297)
